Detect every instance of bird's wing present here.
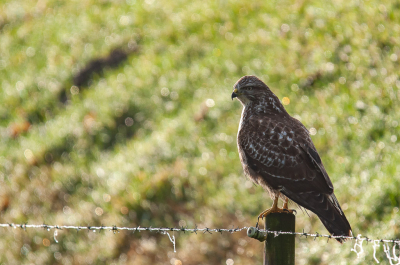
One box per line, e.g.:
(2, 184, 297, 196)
(238, 115, 333, 194)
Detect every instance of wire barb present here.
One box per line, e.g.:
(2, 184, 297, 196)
(54, 229, 59, 243)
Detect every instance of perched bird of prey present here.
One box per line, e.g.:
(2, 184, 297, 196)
(231, 75, 352, 242)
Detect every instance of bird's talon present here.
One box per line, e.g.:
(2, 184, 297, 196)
(282, 208, 296, 214)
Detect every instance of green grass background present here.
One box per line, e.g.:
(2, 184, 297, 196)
(1, 0, 400, 264)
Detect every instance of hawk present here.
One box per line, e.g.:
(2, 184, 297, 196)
(231, 75, 352, 242)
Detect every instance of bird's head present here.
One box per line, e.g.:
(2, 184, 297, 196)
(231, 75, 271, 106)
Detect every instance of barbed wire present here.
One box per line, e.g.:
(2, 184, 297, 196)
(1, 223, 399, 264)
(0, 223, 248, 234)
(2, 223, 399, 244)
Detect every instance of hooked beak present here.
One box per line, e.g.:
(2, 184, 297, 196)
(231, 88, 238, 100)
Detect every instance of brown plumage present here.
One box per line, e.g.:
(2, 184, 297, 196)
(231, 75, 352, 242)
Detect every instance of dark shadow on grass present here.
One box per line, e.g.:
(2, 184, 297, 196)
(59, 45, 139, 104)
(43, 104, 144, 165)
(25, 43, 139, 125)
(74, 49, 130, 87)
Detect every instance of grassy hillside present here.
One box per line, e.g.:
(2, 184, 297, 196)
(1, 0, 400, 264)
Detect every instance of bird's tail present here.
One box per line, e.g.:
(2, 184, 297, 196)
(316, 195, 352, 243)
(282, 190, 352, 243)
(318, 214, 352, 243)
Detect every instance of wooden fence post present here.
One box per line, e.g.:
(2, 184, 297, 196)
(264, 212, 295, 265)
(247, 212, 295, 265)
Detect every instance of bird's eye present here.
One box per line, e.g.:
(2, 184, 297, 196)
(243, 86, 253, 91)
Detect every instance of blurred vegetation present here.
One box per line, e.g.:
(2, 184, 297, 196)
(1, 0, 400, 264)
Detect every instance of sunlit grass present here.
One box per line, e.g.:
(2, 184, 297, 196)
(0, 0, 400, 264)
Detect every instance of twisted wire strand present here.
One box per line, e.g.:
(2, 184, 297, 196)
(1, 223, 399, 244)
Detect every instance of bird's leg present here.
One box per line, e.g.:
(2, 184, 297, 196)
(283, 197, 289, 209)
(257, 193, 297, 223)
(282, 197, 296, 214)
(257, 192, 284, 221)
